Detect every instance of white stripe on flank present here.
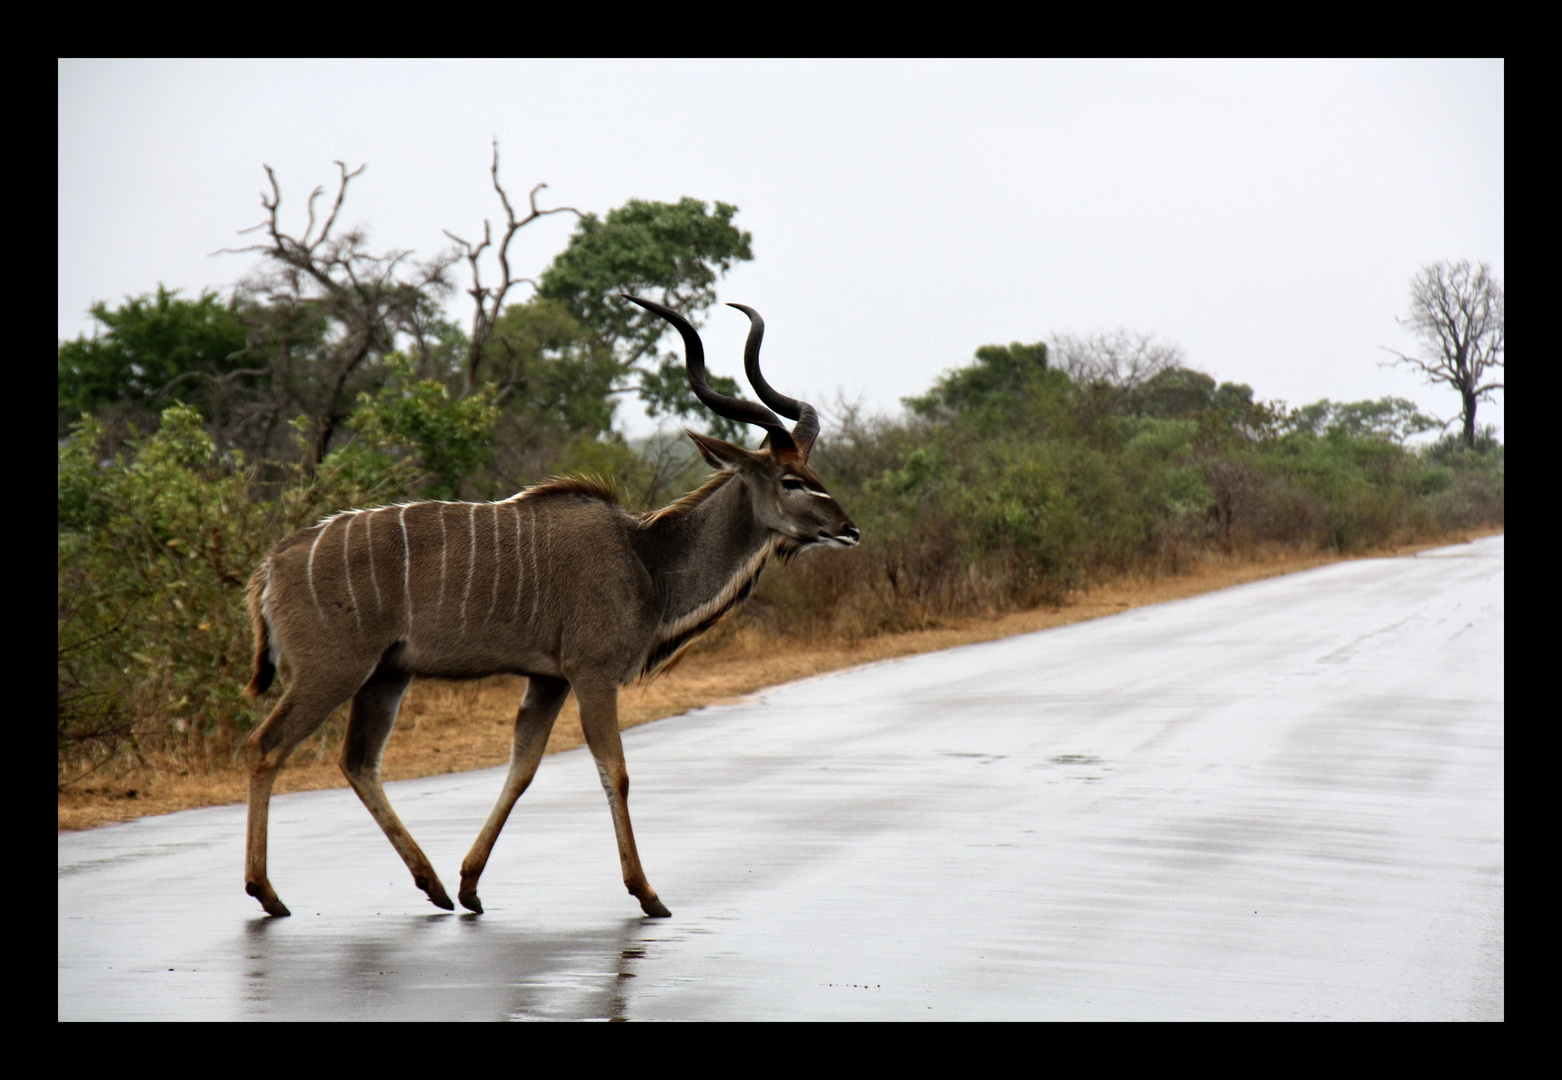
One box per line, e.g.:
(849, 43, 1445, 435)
(306, 517, 332, 624)
(341, 512, 361, 630)
(484, 502, 501, 623)
(398, 504, 413, 635)
(460, 503, 476, 621)
(365, 508, 383, 612)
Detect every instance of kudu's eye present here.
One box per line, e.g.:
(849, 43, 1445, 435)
(781, 477, 806, 492)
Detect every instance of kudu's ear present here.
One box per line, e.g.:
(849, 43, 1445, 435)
(687, 430, 759, 471)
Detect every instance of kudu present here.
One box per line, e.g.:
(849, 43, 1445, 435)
(240, 295, 859, 918)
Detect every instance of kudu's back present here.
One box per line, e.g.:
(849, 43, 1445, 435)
(251, 482, 652, 693)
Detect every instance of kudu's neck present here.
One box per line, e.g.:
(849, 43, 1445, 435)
(633, 473, 777, 625)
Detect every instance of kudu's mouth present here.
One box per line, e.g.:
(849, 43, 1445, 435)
(816, 524, 862, 549)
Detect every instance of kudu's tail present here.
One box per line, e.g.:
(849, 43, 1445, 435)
(242, 564, 277, 697)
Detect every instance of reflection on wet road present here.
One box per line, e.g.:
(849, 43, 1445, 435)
(59, 537, 1504, 1020)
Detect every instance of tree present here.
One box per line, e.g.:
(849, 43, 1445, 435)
(56, 286, 253, 437)
(904, 341, 1050, 418)
(350, 354, 501, 500)
(479, 298, 617, 436)
(61, 150, 757, 478)
(441, 141, 581, 399)
(1123, 368, 1219, 419)
(222, 161, 459, 465)
(1386, 260, 1504, 450)
(1291, 397, 1441, 444)
(1049, 329, 1182, 391)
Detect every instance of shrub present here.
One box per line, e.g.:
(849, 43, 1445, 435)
(57, 405, 419, 778)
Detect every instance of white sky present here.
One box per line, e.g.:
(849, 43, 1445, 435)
(58, 59, 1504, 440)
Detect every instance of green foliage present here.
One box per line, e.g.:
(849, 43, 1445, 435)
(905, 341, 1050, 418)
(1123, 367, 1219, 419)
(1291, 398, 1441, 444)
(754, 342, 1504, 639)
(1123, 417, 1199, 460)
(480, 299, 617, 438)
(57, 405, 419, 773)
(350, 355, 500, 500)
(57, 286, 251, 431)
(636, 357, 748, 442)
(539, 198, 753, 359)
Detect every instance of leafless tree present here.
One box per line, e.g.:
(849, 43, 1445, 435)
(443, 140, 581, 399)
(216, 150, 577, 465)
(221, 162, 457, 465)
(1384, 260, 1504, 449)
(1049, 329, 1183, 390)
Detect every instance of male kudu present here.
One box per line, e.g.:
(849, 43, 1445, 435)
(241, 296, 859, 917)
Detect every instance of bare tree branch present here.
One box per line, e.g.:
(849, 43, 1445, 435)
(1050, 329, 1183, 390)
(214, 161, 457, 465)
(452, 139, 581, 397)
(152, 366, 272, 400)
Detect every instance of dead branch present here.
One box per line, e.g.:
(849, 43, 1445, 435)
(452, 139, 580, 397)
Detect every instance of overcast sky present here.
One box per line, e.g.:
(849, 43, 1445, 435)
(58, 59, 1504, 439)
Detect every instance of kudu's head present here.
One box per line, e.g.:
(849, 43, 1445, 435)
(623, 295, 860, 553)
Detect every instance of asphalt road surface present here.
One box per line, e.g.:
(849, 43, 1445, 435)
(58, 535, 1504, 1020)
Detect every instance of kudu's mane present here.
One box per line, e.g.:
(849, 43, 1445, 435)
(516, 470, 759, 539)
(509, 472, 738, 530)
(638, 470, 734, 527)
(503, 475, 623, 507)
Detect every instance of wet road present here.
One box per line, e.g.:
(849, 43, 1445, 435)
(59, 536, 1504, 1020)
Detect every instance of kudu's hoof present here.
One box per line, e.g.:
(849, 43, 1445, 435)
(414, 873, 455, 911)
(459, 893, 484, 915)
(641, 897, 672, 918)
(246, 881, 292, 917)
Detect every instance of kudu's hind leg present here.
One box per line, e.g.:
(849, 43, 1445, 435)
(575, 682, 671, 918)
(458, 675, 571, 913)
(246, 669, 369, 916)
(340, 662, 454, 911)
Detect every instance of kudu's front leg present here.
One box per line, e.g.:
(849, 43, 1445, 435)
(575, 681, 671, 918)
(458, 675, 572, 913)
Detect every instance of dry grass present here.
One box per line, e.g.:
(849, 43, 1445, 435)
(57, 526, 1502, 833)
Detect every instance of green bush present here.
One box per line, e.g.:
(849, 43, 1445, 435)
(57, 405, 419, 776)
(351, 354, 501, 500)
(754, 365, 1504, 639)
